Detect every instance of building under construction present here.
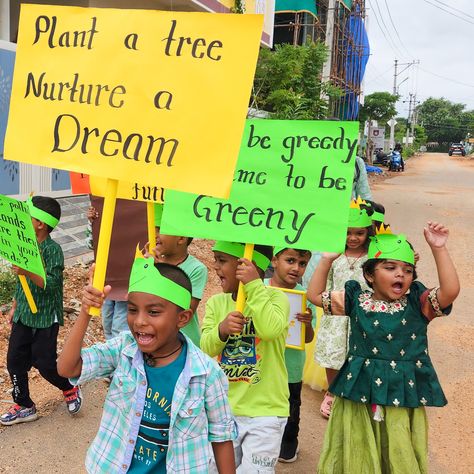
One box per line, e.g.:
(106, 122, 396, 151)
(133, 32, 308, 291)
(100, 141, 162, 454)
(274, 0, 370, 120)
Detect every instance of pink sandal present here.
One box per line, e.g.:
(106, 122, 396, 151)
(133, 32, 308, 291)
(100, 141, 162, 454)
(320, 392, 334, 419)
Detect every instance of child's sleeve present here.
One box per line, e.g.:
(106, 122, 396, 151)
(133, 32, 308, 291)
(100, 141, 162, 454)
(416, 282, 453, 322)
(205, 362, 238, 443)
(244, 279, 289, 340)
(326, 265, 334, 292)
(189, 262, 208, 300)
(320, 280, 361, 316)
(85, 222, 94, 250)
(69, 335, 124, 386)
(42, 243, 64, 291)
(200, 296, 227, 357)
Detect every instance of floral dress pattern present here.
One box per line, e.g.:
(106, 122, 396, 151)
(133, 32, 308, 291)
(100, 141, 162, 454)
(329, 280, 450, 407)
(315, 255, 368, 369)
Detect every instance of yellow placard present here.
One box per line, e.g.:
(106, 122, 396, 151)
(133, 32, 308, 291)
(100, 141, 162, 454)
(5, 5, 263, 198)
(89, 176, 164, 203)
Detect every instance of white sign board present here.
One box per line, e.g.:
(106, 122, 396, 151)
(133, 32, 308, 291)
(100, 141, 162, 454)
(279, 288, 307, 350)
(370, 127, 386, 150)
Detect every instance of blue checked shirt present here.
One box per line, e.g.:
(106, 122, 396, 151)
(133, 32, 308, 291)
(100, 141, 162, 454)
(71, 332, 237, 473)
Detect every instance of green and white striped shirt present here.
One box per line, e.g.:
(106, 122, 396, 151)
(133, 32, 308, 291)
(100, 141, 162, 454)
(14, 235, 64, 328)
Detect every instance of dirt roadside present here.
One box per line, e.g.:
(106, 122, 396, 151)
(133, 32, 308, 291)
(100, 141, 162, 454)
(1, 153, 473, 473)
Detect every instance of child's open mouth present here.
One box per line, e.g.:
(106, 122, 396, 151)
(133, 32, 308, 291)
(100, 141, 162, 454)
(136, 332, 155, 345)
(392, 282, 403, 294)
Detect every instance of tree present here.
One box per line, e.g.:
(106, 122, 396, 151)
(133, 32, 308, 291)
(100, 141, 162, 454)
(359, 92, 398, 161)
(250, 41, 342, 120)
(416, 98, 474, 147)
(359, 92, 398, 124)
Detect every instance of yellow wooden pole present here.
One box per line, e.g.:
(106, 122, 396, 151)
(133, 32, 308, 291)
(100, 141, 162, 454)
(146, 202, 156, 256)
(235, 243, 254, 312)
(19, 275, 37, 313)
(90, 178, 118, 317)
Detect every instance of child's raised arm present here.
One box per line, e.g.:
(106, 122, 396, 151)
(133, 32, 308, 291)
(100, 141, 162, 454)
(424, 221, 460, 308)
(307, 253, 340, 307)
(57, 267, 110, 378)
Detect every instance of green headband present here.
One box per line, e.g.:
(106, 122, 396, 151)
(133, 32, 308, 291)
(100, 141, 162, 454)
(212, 241, 271, 272)
(371, 211, 385, 223)
(367, 227, 414, 265)
(27, 197, 59, 229)
(128, 256, 191, 309)
(154, 203, 164, 227)
(348, 207, 372, 228)
(273, 247, 286, 256)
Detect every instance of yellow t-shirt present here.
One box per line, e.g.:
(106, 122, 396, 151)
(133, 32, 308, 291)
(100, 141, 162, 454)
(201, 279, 290, 417)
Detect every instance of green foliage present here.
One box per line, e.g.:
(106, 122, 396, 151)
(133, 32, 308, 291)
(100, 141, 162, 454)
(417, 97, 474, 144)
(230, 0, 245, 13)
(0, 265, 16, 306)
(359, 92, 398, 123)
(251, 41, 342, 120)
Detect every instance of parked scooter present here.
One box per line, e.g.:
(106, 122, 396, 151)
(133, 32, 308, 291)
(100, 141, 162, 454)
(373, 149, 389, 166)
(388, 150, 403, 171)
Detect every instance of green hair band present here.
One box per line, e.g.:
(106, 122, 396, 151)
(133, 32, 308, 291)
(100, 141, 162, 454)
(128, 257, 191, 309)
(154, 203, 164, 227)
(27, 197, 59, 229)
(371, 211, 385, 223)
(212, 241, 270, 272)
(367, 226, 414, 265)
(348, 207, 372, 228)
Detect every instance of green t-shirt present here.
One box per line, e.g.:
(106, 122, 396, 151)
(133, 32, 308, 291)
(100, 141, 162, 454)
(128, 342, 187, 473)
(264, 280, 316, 383)
(201, 279, 290, 417)
(14, 235, 64, 329)
(178, 254, 208, 347)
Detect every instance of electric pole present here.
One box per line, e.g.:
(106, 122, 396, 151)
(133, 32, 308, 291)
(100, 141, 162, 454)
(389, 59, 420, 150)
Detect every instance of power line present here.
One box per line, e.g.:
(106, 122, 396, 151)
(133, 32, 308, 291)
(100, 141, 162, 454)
(382, 0, 412, 57)
(430, 0, 474, 20)
(419, 67, 474, 89)
(422, 0, 474, 25)
(367, 0, 406, 59)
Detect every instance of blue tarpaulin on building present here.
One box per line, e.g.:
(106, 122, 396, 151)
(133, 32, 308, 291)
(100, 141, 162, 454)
(340, 8, 370, 120)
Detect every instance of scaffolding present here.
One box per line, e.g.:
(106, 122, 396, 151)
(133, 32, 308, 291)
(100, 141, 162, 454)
(274, 0, 369, 120)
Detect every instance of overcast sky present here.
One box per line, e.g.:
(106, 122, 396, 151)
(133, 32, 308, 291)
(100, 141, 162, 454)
(363, 0, 474, 117)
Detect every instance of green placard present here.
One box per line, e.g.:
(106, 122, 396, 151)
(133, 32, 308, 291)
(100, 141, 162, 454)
(161, 120, 358, 252)
(0, 194, 46, 282)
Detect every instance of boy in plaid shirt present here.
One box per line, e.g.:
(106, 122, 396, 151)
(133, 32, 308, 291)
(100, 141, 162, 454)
(58, 254, 236, 473)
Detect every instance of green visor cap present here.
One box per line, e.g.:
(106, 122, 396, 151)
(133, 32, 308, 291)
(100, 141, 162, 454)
(212, 241, 271, 272)
(367, 227, 415, 265)
(128, 256, 192, 309)
(154, 203, 164, 227)
(27, 197, 59, 229)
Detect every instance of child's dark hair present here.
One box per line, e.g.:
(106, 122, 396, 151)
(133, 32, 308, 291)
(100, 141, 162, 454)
(362, 258, 417, 288)
(186, 237, 193, 246)
(32, 196, 61, 233)
(154, 262, 192, 310)
(361, 200, 385, 218)
(275, 248, 312, 258)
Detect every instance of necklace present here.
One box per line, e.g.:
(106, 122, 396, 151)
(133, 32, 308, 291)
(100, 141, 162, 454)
(345, 250, 365, 270)
(143, 341, 183, 367)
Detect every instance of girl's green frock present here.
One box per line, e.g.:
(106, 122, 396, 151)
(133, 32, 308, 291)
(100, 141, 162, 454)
(318, 280, 451, 474)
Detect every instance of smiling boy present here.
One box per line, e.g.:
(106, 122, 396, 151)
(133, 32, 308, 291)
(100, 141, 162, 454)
(58, 256, 236, 473)
(265, 248, 315, 463)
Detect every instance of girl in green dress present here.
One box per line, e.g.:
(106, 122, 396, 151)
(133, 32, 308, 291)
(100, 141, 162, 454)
(308, 221, 460, 474)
